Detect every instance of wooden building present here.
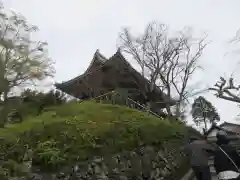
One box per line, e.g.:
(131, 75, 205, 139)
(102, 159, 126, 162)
(206, 122, 240, 141)
(55, 49, 176, 109)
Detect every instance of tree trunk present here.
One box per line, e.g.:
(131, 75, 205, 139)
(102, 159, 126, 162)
(166, 104, 172, 118)
(162, 93, 173, 118)
(0, 90, 9, 127)
(203, 116, 207, 132)
(175, 95, 185, 120)
(175, 103, 181, 119)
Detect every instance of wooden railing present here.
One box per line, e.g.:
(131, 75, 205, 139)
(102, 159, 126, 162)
(91, 90, 162, 119)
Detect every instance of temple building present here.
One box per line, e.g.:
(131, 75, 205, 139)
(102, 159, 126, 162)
(55, 49, 176, 110)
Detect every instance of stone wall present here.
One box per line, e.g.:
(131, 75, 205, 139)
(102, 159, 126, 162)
(13, 145, 188, 180)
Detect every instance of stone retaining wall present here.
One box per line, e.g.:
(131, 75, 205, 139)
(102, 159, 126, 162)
(10, 145, 188, 180)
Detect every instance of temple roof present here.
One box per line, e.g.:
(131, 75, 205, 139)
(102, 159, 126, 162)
(55, 49, 176, 105)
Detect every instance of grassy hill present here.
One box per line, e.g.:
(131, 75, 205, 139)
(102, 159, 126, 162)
(0, 101, 199, 179)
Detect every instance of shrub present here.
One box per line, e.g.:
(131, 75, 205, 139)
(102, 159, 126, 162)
(6, 89, 67, 123)
(33, 140, 66, 170)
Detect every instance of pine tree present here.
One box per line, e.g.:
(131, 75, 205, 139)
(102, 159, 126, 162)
(191, 96, 220, 131)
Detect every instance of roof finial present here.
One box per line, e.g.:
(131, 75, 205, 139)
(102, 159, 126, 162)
(117, 47, 121, 53)
(94, 49, 101, 58)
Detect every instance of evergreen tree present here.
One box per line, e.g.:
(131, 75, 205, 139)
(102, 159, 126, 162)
(191, 96, 220, 131)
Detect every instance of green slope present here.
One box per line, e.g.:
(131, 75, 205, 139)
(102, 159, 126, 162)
(0, 101, 196, 178)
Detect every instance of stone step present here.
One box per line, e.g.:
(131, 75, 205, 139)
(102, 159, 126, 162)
(210, 166, 217, 175)
(209, 160, 217, 175)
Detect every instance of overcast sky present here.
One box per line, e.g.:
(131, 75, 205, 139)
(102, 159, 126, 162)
(3, 0, 240, 126)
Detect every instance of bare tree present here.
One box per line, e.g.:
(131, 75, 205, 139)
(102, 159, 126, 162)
(0, 5, 54, 126)
(209, 77, 240, 103)
(118, 22, 207, 118)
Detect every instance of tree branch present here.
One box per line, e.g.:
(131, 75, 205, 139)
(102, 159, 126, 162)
(209, 77, 240, 103)
(118, 22, 207, 118)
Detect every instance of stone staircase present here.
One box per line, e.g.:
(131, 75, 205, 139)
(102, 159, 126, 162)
(209, 159, 217, 179)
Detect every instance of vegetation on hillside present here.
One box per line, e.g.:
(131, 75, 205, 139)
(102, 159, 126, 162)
(0, 102, 199, 178)
(1, 89, 67, 124)
(20, 89, 67, 115)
